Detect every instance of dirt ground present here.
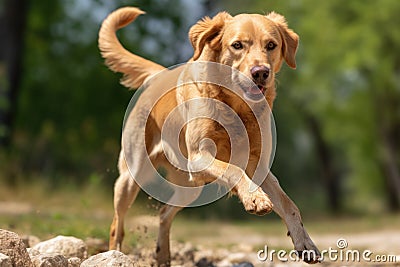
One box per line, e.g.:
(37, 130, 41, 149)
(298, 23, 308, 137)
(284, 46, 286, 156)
(1, 202, 399, 266)
(125, 215, 400, 267)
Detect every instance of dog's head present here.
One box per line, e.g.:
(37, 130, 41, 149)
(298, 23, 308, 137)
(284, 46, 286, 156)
(189, 11, 299, 102)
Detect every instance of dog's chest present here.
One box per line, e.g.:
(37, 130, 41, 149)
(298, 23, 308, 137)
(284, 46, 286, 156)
(209, 109, 264, 162)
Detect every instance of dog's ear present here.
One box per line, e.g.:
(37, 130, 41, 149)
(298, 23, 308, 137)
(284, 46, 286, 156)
(189, 12, 232, 60)
(266, 12, 299, 69)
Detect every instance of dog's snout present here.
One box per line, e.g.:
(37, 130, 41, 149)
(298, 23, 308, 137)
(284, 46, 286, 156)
(251, 65, 270, 83)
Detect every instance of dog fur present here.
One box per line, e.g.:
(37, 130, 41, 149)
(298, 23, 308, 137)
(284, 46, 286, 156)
(99, 7, 320, 266)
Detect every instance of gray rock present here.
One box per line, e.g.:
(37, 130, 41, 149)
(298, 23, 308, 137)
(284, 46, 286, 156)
(27, 247, 40, 265)
(80, 250, 134, 267)
(232, 262, 254, 267)
(0, 229, 33, 267)
(30, 253, 68, 267)
(196, 257, 215, 267)
(27, 248, 41, 257)
(67, 257, 81, 267)
(32, 236, 87, 259)
(0, 253, 12, 267)
(28, 248, 80, 267)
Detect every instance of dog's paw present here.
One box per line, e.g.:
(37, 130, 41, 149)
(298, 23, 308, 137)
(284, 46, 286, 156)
(299, 240, 321, 264)
(289, 231, 321, 264)
(295, 249, 321, 264)
(241, 188, 273, 215)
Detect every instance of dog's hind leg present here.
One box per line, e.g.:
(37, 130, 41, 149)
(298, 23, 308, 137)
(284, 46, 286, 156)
(109, 152, 141, 251)
(109, 171, 140, 251)
(156, 187, 202, 266)
(109, 145, 156, 251)
(156, 204, 182, 266)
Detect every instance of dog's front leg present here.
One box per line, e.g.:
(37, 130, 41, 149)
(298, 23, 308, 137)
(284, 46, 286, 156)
(188, 150, 273, 215)
(261, 172, 321, 263)
(184, 115, 273, 215)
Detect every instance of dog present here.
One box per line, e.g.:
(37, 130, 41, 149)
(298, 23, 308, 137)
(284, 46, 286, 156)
(99, 6, 320, 266)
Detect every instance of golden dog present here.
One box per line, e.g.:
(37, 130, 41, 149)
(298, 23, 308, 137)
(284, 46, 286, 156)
(99, 7, 320, 266)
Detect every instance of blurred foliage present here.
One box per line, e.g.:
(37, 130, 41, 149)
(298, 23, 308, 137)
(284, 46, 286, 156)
(1, 0, 399, 217)
(1, 0, 197, 188)
(222, 0, 400, 213)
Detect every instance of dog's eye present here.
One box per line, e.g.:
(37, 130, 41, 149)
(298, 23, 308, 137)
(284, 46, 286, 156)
(266, 41, 277, 51)
(231, 41, 243, 50)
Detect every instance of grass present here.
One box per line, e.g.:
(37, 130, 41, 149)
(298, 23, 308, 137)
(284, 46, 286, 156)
(1, 212, 110, 240)
(0, 181, 112, 240)
(0, 181, 158, 250)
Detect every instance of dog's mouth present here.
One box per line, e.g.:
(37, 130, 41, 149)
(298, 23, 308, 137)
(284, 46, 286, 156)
(241, 84, 266, 102)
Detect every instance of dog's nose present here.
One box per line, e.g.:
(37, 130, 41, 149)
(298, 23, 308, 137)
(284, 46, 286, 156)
(251, 65, 270, 83)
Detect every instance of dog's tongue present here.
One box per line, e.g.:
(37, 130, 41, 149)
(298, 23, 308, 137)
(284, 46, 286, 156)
(248, 85, 264, 95)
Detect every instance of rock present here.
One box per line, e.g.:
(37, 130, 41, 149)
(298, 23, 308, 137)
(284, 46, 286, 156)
(67, 257, 81, 267)
(80, 250, 134, 267)
(232, 262, 254, 267)
(28, 248, 79, 267)
(21, 235, 41, 248)
(0, 253, 12, 267)
(30, 253, 68, 267)
(32, 236, 87, 259)
(195, 257, 215, 267)
(27, 248, 41, 257)
(171, 242, 195, 264)
(194, 249, 216, 264)
(0, 229, 33, 267)
(216, 252, 253, 267)
(225, 252, 249, 263)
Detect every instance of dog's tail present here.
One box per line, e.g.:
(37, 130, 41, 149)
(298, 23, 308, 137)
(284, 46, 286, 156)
(98, 7, 165, 89)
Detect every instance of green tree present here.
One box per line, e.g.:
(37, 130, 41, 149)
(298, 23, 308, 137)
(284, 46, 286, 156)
(223, 0, 400, 212)
(2, 0, 191, 187)
(0, 0, 29, 147)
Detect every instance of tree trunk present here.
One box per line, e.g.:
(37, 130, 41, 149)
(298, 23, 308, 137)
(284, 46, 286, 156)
(379, 125, 400, 211)
(305, 112, 341, 212)
(362, 64, 400, 212)
(0, 0, 28, 147)
(382, 162, 400, 211)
